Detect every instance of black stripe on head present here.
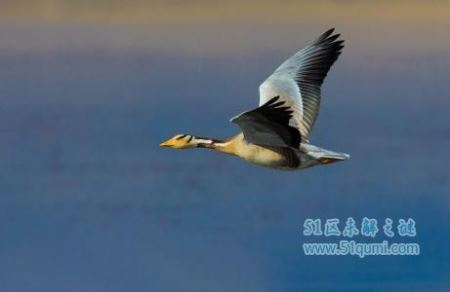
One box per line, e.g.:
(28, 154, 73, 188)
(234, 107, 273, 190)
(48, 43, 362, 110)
(187, 135, 193, 143)
(176, 134, 187, 140)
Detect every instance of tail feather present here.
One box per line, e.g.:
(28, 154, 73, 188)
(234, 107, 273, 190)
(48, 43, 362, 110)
(302, 143, 350, 164)
(322, 151, 350, 160)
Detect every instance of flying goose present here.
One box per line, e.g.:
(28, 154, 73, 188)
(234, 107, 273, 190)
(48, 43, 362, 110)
(160, 28, 350, 170)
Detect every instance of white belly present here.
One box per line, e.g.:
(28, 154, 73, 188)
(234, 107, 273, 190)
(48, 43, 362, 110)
(234, 142, 296, 169)
(219, 134, 299, 170)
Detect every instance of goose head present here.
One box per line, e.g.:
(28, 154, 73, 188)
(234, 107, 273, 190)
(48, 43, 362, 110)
(159, 134, 196, 149)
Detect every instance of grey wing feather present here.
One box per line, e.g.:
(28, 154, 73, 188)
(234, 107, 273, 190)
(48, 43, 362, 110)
(259, 28, 344, 140)
(231, 96, 301, 149)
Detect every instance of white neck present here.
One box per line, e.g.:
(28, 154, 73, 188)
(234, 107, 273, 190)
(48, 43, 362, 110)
(188, 135, 235, 155)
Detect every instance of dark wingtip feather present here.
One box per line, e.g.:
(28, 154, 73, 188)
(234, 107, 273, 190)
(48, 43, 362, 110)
(263, 96, 281, 107)
(315, 28, 344, 46)
(326, 33, 340, 43)
(322, 28, 335, 38)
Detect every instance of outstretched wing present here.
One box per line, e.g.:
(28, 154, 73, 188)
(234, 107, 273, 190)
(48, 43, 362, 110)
(231, 96, 301, 149)
(259, 28, 344, 141)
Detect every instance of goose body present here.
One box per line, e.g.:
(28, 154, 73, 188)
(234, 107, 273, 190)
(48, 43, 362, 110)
(160, 28, 350, 171)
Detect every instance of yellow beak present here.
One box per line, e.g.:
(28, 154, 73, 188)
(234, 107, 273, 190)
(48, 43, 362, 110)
(159, 140, 172, 147)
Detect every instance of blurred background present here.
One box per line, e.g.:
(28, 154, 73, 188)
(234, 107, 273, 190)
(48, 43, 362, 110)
(1, 1, 449, 291)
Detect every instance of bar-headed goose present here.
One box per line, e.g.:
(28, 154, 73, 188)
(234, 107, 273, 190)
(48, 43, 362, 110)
(160, 28, 350, 170)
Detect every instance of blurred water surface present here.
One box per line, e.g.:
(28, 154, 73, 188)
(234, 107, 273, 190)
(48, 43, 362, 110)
(1, 2, 450, 291)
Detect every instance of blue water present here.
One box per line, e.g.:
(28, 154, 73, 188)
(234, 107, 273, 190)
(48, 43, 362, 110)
(0, 51, 449, 291)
